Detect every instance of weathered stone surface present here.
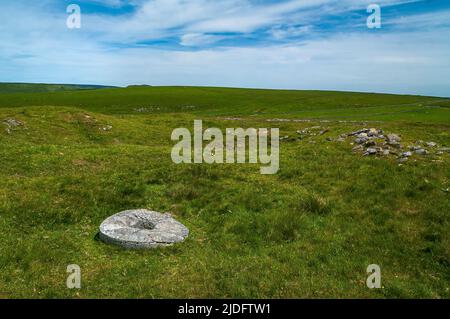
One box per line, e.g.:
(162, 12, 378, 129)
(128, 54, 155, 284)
(365, 148, 377, 155)
(388, 141, 401, 149)
(3, 118, 23, 128)
(415, 148, 428, 155)
(402, 151, 413, 157)
(355, 137, 368, 144)
(367, 128, 380, 137)
(349, 129, 369, 136)
(3, 118, 24, 134)
(99, 209, 189, 249)
(100, 125, 113, 131)
(387, 134, 401, 143)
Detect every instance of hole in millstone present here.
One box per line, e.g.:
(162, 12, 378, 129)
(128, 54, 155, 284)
(134, 220, 155, 230)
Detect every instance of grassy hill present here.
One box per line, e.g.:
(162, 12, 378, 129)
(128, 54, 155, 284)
(0, 82, 116, 94)
(0, 86, 449, 122)
(0, 85, 448, 298)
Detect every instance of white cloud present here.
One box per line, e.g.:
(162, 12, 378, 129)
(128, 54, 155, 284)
(180, 33, 224, 46)
(4, 27, 449, 96)
(1, 0, 449, 97)
(384, 9, 450, 29)
(270, 25, 312, 40)
(81, 0, 421, 42)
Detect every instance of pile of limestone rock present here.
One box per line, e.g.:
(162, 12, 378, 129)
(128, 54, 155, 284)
(2, 118, 24, 134)
(278, 125, 448, 163)
(342, 128, 448, 162)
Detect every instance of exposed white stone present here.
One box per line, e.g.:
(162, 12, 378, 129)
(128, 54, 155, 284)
(387, 134, 401, 143)
(99, 209, 189, 249)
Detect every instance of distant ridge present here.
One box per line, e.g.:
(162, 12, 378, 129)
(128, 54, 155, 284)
(0, 82, 117, 93)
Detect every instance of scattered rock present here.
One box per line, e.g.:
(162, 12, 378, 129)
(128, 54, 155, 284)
(387, 134, 401, 143)
(340, 127, 443, 162)
(261, 125, 444, 164)
(364, 148, 377, 156)
(368, 128, 382, 137)
(181, 105, 196, 110)
(221, 117, 243, 121)
(134, 106, 162, 112)
(348, 128, 369, 136)
(355, 137, 368, 144)
(3, 118, 23, 127)
(3, 118, 24, 134)
(415, 148, 428, 155)
(402, 151, 413, 158)
(134, 107, 148, 113)
(388, 141, 401, 149)
(101, 125, 113, 131)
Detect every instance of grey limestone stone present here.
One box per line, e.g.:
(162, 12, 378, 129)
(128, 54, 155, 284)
(99, 209, 189, 249)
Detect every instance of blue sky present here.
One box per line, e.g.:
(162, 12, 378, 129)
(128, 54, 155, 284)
(1, 0, 450, 96)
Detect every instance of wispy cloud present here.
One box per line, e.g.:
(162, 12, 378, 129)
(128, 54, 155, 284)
(0, 0, 449, 96)
(80, 0, 424, 44)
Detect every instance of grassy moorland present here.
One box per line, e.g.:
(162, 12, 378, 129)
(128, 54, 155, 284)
(0, 84, 449, 298)
(0, 83, 116, 94)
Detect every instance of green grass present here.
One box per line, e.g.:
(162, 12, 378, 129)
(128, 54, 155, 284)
(0, 83, 116, 94)
(0, 85, 449, 123)
(0, 86, 449, 298)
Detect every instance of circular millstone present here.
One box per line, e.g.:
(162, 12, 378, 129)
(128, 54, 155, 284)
(99, 209, 189, 249)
